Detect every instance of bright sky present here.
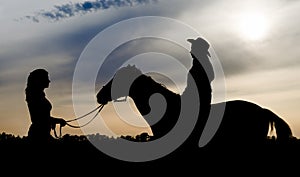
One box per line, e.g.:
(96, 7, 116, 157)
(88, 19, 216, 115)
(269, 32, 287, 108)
(0, 0, 300, 139)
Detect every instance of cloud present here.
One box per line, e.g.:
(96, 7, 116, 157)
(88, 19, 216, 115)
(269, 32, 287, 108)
(23, 0, 158, 22)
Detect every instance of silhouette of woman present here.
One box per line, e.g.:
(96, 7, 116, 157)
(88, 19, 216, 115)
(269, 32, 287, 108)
(25, 69, 66, 144)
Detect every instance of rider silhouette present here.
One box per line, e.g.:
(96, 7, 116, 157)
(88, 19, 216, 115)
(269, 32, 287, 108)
(187, 37, 214, 83)
(182, 37, 214, 148)
(25, 68, 66, 144)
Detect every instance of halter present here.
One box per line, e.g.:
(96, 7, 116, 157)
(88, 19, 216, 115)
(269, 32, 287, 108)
(53, 104, 105, 139)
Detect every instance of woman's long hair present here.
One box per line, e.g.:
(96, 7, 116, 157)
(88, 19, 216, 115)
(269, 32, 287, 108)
(26, 69, 48, 89)
(25, 69, 49, 102)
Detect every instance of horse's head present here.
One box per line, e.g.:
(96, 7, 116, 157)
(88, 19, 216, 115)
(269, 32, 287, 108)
(96, 64, 175, 115)
(96, 64, 143, 105)
(97, 64, 181, 140)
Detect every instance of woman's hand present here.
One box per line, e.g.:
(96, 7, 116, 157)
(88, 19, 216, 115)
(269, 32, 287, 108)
(52, 117, 67, 127)
(58, 118, 67, 127)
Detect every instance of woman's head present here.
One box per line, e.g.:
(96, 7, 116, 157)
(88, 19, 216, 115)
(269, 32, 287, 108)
(26, 68, 50, 89)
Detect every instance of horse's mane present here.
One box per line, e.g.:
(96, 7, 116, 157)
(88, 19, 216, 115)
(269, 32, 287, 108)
(114, 64, 143, 78)
(115, 65, 175, 95)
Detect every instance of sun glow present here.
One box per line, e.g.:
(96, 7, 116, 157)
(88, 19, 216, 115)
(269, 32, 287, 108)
(239, 12, 269, 41)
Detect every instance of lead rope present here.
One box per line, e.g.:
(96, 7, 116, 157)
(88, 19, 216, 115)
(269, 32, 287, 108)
(53, 104, 104, 139)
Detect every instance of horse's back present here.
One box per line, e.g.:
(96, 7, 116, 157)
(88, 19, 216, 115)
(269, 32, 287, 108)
(210, 100, 271, 146)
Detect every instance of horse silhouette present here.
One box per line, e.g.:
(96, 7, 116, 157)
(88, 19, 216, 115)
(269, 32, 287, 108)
(97, 64, 181, 141)
(96, 37, 293, 147)
(96, 64, 293, 146)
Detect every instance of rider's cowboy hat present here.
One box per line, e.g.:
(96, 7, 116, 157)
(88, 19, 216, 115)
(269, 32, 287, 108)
(187, 37, 211, 57)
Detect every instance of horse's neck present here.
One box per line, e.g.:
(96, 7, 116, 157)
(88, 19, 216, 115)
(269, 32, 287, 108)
(134, 84, 181, 140)
(130, 83, 180, 116)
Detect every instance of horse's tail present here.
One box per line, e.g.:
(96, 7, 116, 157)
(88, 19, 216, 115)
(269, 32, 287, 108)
(265, 109, 293, 143)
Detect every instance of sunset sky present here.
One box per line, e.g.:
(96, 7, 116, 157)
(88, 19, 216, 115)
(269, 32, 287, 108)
(0, 0, 300, 139)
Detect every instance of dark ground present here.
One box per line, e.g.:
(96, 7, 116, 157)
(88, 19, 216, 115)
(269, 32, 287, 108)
(1, 132, 299, 175)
